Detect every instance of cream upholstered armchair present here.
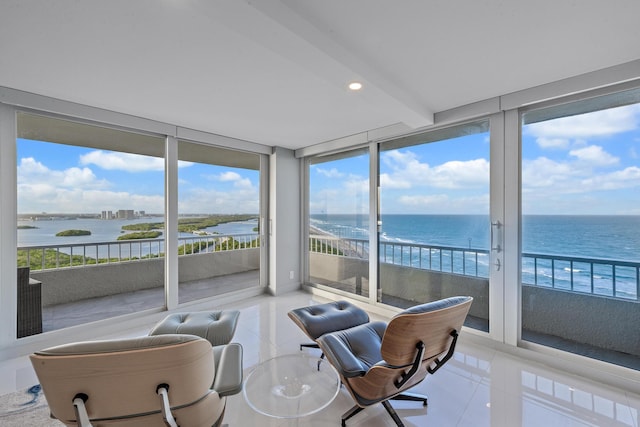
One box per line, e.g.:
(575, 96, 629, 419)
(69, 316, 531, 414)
(30, 334, 242, 427)
(316, 296, 473, 427)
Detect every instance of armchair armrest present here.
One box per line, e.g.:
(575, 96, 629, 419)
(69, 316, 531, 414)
(317, 321, 386, 378)
(212, 343, 243, 397)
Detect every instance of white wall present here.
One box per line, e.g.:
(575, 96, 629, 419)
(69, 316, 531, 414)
(268, 146, 301, 295)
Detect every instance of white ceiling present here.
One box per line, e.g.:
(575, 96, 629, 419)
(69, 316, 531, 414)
(1, 0, 640, 150)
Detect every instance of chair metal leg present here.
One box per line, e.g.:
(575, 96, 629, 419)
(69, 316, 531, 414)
(342, 396, 425, 427)
(392, 391, 428, 406)
(299, 342, 325, 370)
(381, 400, 405, 427)
(299, 342, 320, 351)
(341, 405, 365, 427)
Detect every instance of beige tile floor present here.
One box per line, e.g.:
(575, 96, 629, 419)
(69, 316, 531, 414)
(1, 290, 639, 426)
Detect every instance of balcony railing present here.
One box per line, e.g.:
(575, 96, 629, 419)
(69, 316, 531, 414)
(18, 233, 260, 271)
(309, 235, 640, 301)
(522, 252, 640, 301)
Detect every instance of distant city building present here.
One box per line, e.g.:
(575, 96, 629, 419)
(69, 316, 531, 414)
(101, 210, 114, 220)
(117, 209, 135, 220)
(138, 210, 145, 217)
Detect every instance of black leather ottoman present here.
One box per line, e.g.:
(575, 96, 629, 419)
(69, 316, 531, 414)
(288, 300, 370, 360)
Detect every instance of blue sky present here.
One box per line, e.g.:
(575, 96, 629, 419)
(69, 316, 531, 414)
(522, 104, 640, 214)
(310, 103, 640, 215)
(16, 140, 260, 214)
(17, 103, 640, 216)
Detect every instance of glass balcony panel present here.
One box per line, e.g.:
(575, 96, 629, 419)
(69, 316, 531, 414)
(521, 90, 640, 370)
(307, 149, 370, 298)
(16, 112, 166, 336)
(177, 140, 262, 303)
(378, 121, 490, 332)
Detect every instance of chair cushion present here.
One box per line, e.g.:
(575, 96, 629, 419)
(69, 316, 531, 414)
(401, 296, 473, 315)
(316, 321, 387, 378)
(149, 310, 240, 346)
(288, 300, 370, 340)
(34, 334, 201, 356)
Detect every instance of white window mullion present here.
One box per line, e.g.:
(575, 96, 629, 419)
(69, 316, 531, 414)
(0, 103, 17, 346)
(164, 135, 179, 309)
(503, 109, 522, 346)
(369, 142, 379, 304)
(489, 112, 506, 343)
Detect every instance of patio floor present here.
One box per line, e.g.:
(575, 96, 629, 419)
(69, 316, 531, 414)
(41, 270, 260, 331)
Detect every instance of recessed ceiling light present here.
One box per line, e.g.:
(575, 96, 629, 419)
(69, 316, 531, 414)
(348, 82, 363, 91)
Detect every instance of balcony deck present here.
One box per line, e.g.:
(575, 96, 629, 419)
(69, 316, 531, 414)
(42, 270, 260, 331)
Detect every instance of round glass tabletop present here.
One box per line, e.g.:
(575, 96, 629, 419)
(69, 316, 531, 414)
(243, 354, 340, 419)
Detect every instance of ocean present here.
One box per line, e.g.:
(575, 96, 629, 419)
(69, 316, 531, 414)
(310, 214, 640, 260)
(310, 214, 640, 299)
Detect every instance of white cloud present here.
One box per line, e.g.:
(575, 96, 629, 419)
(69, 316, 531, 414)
(380, 173, 411, 189)
(315, 167, 345, 178)
(430, 159, 490, 189)
(79, 150, 169, 172)
(395, 193, 489, 214)
(18, 157, 109, 189)
(204, 171, 256, 190)
(522, 157, 578, 189)
(179, 186, 259, 214)
(17, 185, 165, 214)
(381, 150, 489, 190)
(344, 175, 369, 194)
(234, 178, 254, 189)
(18, 157, 48, 174)
(397, 194, 449, 206)
(580, 166, 640, 191)
(218, 171, 242, 182)
(17, 156, 168, 213)
(526, 104, 640, 139)
(569, 145, 619, 167)
(536, 137, 570, 149)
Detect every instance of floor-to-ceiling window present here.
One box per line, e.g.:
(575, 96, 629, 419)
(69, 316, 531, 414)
(16, 112, 166, 335)
(521, 88, 640, 369)
(307, 148, 370, 297)
(378, 121, 491, 331)
(304, 122, 492, 331)
(177, 141, 262, 303)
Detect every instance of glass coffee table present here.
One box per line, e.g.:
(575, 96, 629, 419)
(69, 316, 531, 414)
(243, 354, 340, 419)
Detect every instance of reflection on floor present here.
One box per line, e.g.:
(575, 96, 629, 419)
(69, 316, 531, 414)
(2, 290, 639, 426)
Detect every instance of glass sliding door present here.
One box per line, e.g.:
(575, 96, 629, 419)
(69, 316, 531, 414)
(307, 148, 370, 297)
(378, 121, 491, 331)
(16, 112, 165, 335)
(521, 88, 640, 370)
(177, 141, 261, 303)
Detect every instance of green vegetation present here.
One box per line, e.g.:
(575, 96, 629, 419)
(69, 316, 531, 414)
(117, 231, 162, 240)
(179, 237, 260, 255)
(56, 229, 91, 236)
(16, 215, 259, 271)
(121, 214, 258, 234)
(17, 248, 159, 271)
(17, 236, 260, 270)
(18, 225, 38, 229)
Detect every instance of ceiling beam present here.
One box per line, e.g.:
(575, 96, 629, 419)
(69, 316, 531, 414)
(241, 0, 434, 129)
